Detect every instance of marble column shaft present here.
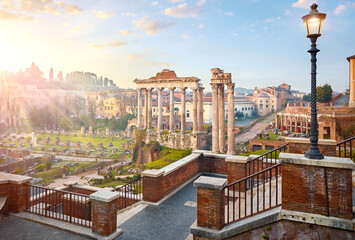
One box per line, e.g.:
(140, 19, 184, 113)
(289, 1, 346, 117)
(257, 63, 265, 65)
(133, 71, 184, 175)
(137, 89, 142, 129)
(227, 83, 235, 155)
(192, 88, 198, 132)
(144, 88, 148, 129)
(181, 88, 186, 134)
(218, 84, 225, 153)
(147, 88, 152, 130)
(211, 84, 219, 153)
(158, 88, 163, 132)
(197, 87, 204, 132)
(169, 87, 175, 132)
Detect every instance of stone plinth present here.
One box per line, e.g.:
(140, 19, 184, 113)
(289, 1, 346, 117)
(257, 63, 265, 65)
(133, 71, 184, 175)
(286, 137, 337, 157)
(194, 176, 227, 230)
(90, 191, 121, 237)
(279, 153, 354, 220)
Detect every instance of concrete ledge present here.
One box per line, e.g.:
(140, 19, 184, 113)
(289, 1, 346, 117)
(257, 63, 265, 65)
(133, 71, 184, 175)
(286, 137, 337, 146)
(0, 172, 32, 184)
(190, 206, 281, 239)
(280, 209, 354, 231)
(90, 191, 120, 203)
(225, 156, 249, 163)
(279, 153, 355, 169)
(141, 169, 165, 178)
(193, 176, 227, 190)
(92, 229, 123, 240)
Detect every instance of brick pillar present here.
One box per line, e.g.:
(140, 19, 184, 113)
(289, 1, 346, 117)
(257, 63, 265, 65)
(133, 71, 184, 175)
(194, 176, 227, 230)
(0, 173, 32, 213)
(225, 156, 248, 184)
(90, 191, 120, 237)
(280, 153, 354, 220)
(142, 169, 164, 203)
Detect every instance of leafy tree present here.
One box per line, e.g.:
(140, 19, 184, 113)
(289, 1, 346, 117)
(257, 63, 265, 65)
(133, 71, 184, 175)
(104, 77, 108, 86)
(317, 84, 333, 103)
(251, 109, 258, 118)
(303, 94, 311, 101)
(235, 111, 244, 120)
(87, 98, 97, 125)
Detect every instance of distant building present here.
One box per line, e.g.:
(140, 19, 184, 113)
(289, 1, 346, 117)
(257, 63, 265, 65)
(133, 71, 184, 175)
(103, 97, 121, 118)
(249, 83, 297, 116)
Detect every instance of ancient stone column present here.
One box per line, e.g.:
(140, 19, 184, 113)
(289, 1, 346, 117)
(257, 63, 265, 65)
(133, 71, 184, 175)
(137, 88, 142, 129)
(192, 88, 198, 133)
(169, 87, 175, 132)
(227, 83, 235, 155)
(211, 84, 219, 153)
(181, 87, 186, 134)
(198, 87, 204, 132)
(147, 88, 152, 130)
(144, 88, 148, 129)
(158, 88, 163, 132)
(218, 84, 225, 153)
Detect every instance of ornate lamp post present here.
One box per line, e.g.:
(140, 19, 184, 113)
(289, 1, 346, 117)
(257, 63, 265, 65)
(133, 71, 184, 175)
(302, 4, 326, 159)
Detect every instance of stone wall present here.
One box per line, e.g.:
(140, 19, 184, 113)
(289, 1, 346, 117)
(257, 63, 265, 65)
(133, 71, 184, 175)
(0, 156, 48, 173)
(145, 131, 206, 150)
(221, 220, 355, 240)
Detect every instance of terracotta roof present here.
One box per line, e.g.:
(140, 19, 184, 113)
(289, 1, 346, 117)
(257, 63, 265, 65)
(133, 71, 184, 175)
(346, 55, 355, 62)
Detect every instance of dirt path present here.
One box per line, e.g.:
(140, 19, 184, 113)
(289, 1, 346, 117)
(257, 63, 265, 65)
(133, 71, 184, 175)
(235, 123, 269, 144)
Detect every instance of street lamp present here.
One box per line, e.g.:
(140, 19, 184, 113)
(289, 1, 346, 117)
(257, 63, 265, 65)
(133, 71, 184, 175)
(302, 4, 326, 159)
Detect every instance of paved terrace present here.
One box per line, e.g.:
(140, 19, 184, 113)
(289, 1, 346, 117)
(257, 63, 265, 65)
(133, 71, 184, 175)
(0, 174, 224, 239)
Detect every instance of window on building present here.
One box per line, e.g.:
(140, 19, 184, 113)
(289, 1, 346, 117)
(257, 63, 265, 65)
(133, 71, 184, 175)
(266, 100, 268, 103)
(242, 107, 244, 111)
(266, 105, 269, 108)
(259, 104, 263, 108)
(105, 106, 107, 110)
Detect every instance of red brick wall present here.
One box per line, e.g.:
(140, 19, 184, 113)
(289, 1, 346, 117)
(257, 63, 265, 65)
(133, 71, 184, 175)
(248, 139, 286, 152)
(227, 162, 245, 184)
(201, 157, 226, 174)
(288, 142, 336, 156)
(143, 155, 202, 203)
(8, 183, 30, 213)
(282, 163, 353, 219)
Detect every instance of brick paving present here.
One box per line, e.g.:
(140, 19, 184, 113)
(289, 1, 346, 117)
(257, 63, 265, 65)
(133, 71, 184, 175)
(0, 215, 89, 240)
(116, 181, 198, 240)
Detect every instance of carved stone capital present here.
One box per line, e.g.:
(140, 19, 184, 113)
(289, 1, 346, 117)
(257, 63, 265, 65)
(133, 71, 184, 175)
(211, 83, 219, 92)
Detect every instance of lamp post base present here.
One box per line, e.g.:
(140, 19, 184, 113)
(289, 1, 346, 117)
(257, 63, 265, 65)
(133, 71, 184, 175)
(305, 147, 324, 159)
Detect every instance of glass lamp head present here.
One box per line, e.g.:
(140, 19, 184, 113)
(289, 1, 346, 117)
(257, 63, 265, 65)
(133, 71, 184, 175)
(302, 4, 326, 38)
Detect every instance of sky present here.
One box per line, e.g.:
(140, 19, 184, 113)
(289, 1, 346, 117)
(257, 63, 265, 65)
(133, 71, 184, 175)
(0, 0, 354, 92)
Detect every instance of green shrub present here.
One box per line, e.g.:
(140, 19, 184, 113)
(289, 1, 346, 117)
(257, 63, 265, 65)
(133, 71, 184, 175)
(14, 168, 24, 174)
(35, 164, 46, 172)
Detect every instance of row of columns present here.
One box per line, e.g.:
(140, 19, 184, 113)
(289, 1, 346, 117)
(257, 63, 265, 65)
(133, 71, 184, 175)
(278, 114, 310, 134)
(137, 87, 204, 134)
(211, 83, 235, 154)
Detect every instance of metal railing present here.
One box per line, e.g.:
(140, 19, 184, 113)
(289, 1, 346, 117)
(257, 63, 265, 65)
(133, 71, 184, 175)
(246, 143, 288, 176)
(114, 177, 143, 210)
(223, 163, 282, 225)
(26, 185, 91, 227)
(337, 136, 354, 160)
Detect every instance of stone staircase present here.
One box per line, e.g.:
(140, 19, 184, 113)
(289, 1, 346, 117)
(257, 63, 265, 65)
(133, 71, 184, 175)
(225, 176, 281, 223)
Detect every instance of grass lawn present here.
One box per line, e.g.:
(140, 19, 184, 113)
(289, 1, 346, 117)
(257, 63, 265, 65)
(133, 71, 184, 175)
(146, 147, 192, 169)
(241, 149, 283, 158)
(259, 133, 285, 141)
